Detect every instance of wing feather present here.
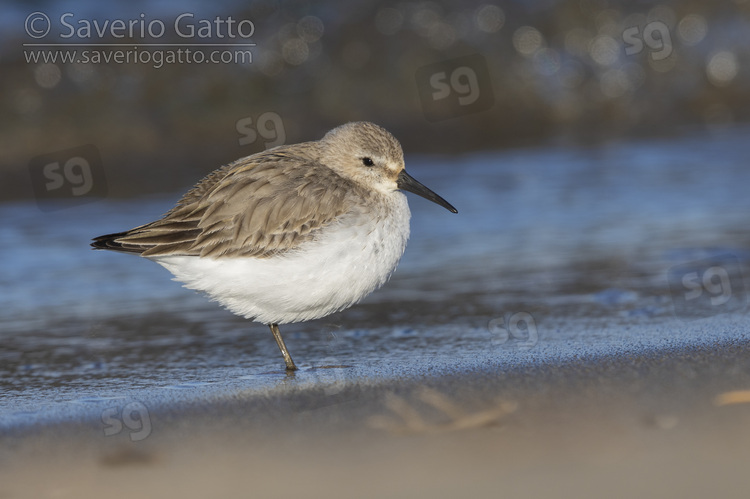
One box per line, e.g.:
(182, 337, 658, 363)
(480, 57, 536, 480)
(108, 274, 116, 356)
(94, 146, 360, 258)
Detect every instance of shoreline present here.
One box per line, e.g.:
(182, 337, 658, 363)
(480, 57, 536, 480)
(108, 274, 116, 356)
(3, 337, 750, 498)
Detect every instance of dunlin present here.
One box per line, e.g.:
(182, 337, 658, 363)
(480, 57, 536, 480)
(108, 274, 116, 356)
(92, 122, 457, 370)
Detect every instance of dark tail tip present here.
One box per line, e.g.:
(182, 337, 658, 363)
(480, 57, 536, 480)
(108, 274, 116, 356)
(91, 232, 127, 251)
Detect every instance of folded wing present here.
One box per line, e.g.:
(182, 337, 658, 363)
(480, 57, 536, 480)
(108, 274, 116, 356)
(91, 148, 356, 259)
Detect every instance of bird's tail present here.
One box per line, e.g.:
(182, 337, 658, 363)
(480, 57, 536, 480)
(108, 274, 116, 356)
(91, 229, 147, 254)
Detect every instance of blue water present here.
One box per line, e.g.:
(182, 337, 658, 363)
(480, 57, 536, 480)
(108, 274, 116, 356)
(2, 126, 750, 431)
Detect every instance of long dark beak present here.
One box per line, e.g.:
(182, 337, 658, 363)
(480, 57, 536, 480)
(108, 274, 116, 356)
(397, 170, 457, 213)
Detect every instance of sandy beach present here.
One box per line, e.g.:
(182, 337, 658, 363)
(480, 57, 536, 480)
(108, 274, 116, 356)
(4, 128, 750, 497)
(4, 333, 750, 499)
(4, 1, 750, 497)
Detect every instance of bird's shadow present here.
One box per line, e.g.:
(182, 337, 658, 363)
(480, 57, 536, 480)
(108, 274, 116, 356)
(259, 364, 354, 376)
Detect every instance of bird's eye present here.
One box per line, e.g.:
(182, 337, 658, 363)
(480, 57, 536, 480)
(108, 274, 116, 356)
(361, 157, 374, 167)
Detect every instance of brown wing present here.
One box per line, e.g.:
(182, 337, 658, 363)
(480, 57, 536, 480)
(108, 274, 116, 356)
(92, 146, 358, 258)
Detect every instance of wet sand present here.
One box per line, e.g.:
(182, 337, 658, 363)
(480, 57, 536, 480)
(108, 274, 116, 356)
(3, 337, 750, 499)
(4, 130, 750, 497)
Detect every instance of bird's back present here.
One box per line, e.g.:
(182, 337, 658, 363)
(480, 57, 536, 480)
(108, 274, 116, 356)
(92, 143, 368, 259)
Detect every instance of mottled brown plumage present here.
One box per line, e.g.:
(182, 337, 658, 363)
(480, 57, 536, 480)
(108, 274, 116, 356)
(92, 121, 457, 371)
(92, 141, 372, 259)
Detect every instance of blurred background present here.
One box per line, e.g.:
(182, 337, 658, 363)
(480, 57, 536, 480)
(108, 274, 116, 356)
(2, 0, 749, 199)
(5, 3, 750, 494)
(3, 0, 750, 426)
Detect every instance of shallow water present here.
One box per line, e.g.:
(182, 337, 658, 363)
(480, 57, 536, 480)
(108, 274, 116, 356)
(2, 127, 750, 431)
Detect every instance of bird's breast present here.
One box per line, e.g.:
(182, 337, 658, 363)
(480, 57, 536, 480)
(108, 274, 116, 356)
(307, 191, 411, 297)
(151, 192, 412, 324)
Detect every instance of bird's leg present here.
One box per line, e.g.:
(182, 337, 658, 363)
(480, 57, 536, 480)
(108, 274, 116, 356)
(269, 323, 297, 371)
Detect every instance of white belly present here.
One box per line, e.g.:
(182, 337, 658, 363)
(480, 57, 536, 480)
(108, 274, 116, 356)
(151, 194, 411, 324)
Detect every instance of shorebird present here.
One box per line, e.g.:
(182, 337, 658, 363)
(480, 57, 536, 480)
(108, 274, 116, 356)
(92, 122, 457, 370)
